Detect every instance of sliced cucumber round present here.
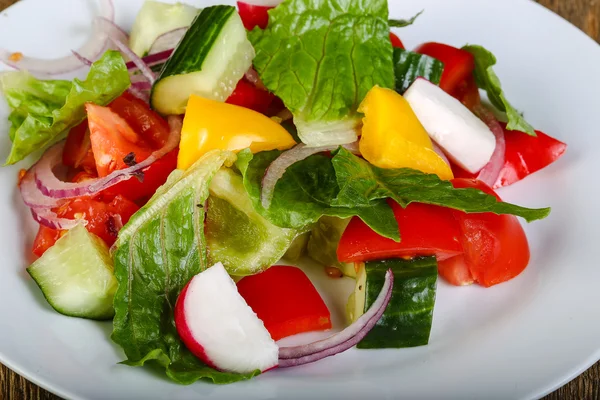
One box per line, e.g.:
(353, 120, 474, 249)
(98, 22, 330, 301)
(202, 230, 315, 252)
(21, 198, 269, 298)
(27, 224, 117, 320)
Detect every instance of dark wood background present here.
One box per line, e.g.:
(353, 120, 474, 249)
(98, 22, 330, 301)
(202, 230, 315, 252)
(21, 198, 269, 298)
(0, 0, 598, 398)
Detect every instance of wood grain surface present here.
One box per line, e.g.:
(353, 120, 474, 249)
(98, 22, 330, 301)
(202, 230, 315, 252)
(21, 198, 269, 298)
(0, 0, 598, 399)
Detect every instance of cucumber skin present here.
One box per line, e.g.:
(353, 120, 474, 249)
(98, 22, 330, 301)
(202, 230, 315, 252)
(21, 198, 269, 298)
(357, 257, 438, 349)
(156, 6, 235, 80)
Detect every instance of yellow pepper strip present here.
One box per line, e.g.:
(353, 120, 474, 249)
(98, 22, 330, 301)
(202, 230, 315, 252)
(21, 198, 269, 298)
(358, 86, 454, 180)
(178, 94, 297, 170)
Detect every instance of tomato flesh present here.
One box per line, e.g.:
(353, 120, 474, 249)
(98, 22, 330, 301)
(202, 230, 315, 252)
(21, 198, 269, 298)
(389, 32, 405, 49)
(414, 42, 475, 95)
(86, 103, 153, 178)
(226, 78, 275, 114)
(62, 120, 96, 173)
(445, 179, 530, 287)
(337, 201, 463, 263)
(236, 266, 332, 341)
(32, 226, 63, 257)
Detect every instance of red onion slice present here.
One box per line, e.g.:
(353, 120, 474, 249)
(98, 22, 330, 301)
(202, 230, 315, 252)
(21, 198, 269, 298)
(0, 0, 114, 75)
(31, 208, 85, 230)
(19, 169, 60, 209)
(473, 105, 506, 187)
(111, 38, 155, 85)
(277, 269, 393, 367)
(34, 116, 182, 199)
(245, 68, 267, 91)
(127, 49, 173, 71)
(261, 142, 359, 209)
(148, 29, 187, 55)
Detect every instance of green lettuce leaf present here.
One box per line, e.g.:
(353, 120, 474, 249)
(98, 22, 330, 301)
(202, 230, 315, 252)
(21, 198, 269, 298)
(112, 151, 259, 385)
(0, 50, 130, 164)
(389, 10, 423, 28)
(331, 148, 550, 222)
(236, 149, 400, 241)
(249, 0, 395, 146)
(462, 44, 536, 136)
(393, 48, 444, 93)
(206, 168, 302, 276)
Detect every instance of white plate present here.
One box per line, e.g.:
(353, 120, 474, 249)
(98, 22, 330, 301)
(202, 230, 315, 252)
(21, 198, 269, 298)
(0, 0, 598, 399)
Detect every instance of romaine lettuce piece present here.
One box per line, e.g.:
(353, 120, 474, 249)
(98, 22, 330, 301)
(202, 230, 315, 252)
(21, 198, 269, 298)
(112, 150, 259, 385)
(0, 50, 130, 164)
(206, 168, 301, 276)
(249, 0, 395, 146)
(307, 216, 353, 276)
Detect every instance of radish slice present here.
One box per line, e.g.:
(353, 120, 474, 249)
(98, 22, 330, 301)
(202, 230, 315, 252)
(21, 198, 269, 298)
(473, 105, 506, 187)
(175, 263, 279, 374)
(261, 142, 359, 209)
(432, 141, 451, 166)
(277, 269, 393, 366)
(0, 0, 115, 75)
(148, 28, 186, 55)
(32, 116, 182, 200)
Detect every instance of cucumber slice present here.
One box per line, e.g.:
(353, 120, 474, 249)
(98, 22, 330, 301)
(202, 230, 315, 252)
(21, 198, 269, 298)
(151, 6, 255, 115)
(206, 168, 300, 276)
(349, 257, 438, 348)
(27, 225, 117, 320)
(129, 1, 199, 57)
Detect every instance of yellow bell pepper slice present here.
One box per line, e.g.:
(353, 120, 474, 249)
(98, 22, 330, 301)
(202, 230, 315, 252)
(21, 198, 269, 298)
(178, 94, 297, 170)
(358, 86, 454, 180)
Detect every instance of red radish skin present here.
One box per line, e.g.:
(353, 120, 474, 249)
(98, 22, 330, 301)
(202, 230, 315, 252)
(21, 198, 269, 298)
(174, 281, 219, 370)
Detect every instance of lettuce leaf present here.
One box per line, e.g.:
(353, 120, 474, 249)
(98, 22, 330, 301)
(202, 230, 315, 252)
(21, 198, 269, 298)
(389, 10, 423, 28)
(112, 151, 259, 385)
(236, 149, 400, 241)
(249, 0, 395, 146)
(393, 48, 444, 93)
(238, 148, 550, 243)
(462, 44, 536, 136)
(0, 50, 130, 164)
(331, 148, 550, 222)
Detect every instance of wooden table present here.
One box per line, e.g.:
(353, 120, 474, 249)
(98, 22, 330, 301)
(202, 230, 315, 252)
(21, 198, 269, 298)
(0, 0, 599, 398)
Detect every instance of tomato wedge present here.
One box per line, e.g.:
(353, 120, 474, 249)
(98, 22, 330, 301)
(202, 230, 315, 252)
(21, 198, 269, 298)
(86, 103, 153, 178)
(414, 42, 475, 95)
(226, 78, 275, 114)
(237, 266, 332, 341)
(109, 92, 171, 148)
(237, 1, 272, 30)
(62, 120, 96, 173)
(452, 124, 567, 189)
(32, 226, 64, 257)
(438, 179, 530, 288)
(337, 201, 463, 263)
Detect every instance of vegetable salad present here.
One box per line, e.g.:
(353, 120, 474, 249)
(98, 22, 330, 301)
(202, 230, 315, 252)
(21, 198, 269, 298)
(0, 0, 566, 385)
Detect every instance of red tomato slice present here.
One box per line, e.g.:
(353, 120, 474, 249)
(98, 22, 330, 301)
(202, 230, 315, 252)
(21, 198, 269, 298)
(109, 92, 171, 149)
(237, 1, 272, 30)
(62, 120, 97, 173)
(448, 179, 530, 288)
(453, 75, 481, 110)
(236, 266, 331, 341)
(337, 202, 463, 263)
(102, 148, 178, 203)
(389, 32, 405, 49)
(438, 254, 474, 286)
(32, 226, 63, 257)
(86, 103, 153, 178)
(226, 79, 275, 114)
(56, 195, 139, 247)
(452, 124, 567, 189)
(414, 42, 475, 95)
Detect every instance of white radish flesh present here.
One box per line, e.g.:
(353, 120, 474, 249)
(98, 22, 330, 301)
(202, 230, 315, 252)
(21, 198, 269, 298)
(404, 78, 496, 174)
(174, 263, 278, 374)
